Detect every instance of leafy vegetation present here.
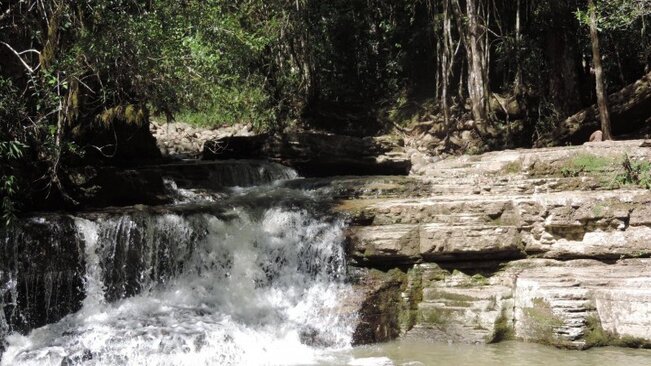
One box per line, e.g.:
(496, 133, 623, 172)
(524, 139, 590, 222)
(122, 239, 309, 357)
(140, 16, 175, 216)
(613, 154, 651, 189)
(523, 298, 564, 346)
(560, 154, 615, 177)
(491, 310, 515, 343)
(0, 140, 27, 226)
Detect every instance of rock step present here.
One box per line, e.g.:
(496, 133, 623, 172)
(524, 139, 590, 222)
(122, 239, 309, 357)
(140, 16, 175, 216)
(414, 299, 507, 344)
(412, 140, 651, 180)
(345, 189, 651, 263)
(349, 224, 523, 263)
(425, 176, 609, 196)
(346, 189, 651, 226)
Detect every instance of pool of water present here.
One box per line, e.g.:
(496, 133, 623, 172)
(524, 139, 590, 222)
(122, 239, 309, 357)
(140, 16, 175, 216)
(319, 340, 651, 366)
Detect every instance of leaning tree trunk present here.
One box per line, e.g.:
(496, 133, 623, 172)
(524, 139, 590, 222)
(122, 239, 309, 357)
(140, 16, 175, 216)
(588, 0, 612, 140)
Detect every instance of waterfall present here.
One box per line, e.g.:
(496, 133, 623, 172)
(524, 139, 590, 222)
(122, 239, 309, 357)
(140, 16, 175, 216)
(159, 160, 300, 196)
(0, 165, 355, 366)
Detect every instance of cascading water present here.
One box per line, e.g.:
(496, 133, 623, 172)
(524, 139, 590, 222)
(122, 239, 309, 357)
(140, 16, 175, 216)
(0, 162, 355, 366)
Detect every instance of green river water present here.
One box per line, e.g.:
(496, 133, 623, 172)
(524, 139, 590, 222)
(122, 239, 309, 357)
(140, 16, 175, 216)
(322, 340, 651, 366)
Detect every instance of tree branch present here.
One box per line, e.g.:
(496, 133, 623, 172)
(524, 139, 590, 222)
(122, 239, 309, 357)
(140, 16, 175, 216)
(1, 42, 39, 74)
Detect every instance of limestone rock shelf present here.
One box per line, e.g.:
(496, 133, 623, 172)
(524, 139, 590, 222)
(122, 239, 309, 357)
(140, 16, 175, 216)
(341, 140, 651, 349)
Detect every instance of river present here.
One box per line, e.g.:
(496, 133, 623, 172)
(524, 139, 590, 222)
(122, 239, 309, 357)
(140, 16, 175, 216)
(326, 339, 651, 366)
(2, 161, 651, 365)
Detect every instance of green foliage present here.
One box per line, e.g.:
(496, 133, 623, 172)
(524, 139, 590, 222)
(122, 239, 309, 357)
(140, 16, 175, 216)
(523, 298, 564, 346)
(76, 0, 277, 127)
(561, 154, 614, 177)
(0, 140, 27, 227)
(0, 0, 650, 213)
(175, 79, 275, 130)
(613, 154, 651, 188)
(576, 0, 651, 30)
(584, 315, 611, 348)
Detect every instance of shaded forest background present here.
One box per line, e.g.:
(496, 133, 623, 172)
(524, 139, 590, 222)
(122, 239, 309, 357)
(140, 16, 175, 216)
(1, 0, 650, 220)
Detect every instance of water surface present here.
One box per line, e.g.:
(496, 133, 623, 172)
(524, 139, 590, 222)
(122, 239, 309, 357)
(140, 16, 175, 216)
(323, 340, 651, 366)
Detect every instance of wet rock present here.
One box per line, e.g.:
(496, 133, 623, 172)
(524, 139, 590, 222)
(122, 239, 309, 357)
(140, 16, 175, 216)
(392, 259, 651, 348)
(342, 268, 409, 345)
(0, 217, 85, 339)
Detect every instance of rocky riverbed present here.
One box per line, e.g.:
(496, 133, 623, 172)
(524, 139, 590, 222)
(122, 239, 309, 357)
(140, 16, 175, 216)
(151, 123, 651, 349)
(4, 122, 651, 357)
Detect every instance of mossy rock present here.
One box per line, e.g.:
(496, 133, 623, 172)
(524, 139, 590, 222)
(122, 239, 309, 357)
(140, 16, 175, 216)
(522, 298, 564, 346)
(418, 306, 457, 326)
(489, 310, 514, 343)
(584, 315, 651, 349)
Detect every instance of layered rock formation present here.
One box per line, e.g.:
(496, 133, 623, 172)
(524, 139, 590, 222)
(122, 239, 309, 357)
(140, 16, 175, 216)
(340, 140, 651, 349)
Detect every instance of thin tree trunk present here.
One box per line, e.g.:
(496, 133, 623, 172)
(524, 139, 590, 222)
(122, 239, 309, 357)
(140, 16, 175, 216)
(514, 0, 523, 93)
(588, 0, 612, 140)
(441, 0, 452, 134)
(452, 0, 488, 126)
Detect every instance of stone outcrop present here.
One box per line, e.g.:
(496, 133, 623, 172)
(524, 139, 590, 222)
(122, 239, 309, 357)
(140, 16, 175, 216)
(395, 259, 651, 348)
(150, 120, 255, 159)
(202, 132, 411, 177)
(0, 217, 85, 336)
(340, 139, 651, 349)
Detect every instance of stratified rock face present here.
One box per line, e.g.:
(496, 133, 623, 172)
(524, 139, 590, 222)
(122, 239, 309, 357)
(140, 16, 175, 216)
(405, 263, 515, 345)
(345, 191, 651, 264)
(395, 259, 651, 349)
(203, 132, 411, 177)
(513, 259, 651, 348)
(340, 140, 651, 349)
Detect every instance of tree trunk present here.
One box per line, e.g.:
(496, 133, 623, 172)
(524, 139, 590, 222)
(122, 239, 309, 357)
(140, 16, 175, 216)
(588, 0, 612, 140)
(452, 0, 488, 127)
(513, 0, 523, 94)
(441, 0, 452, 134)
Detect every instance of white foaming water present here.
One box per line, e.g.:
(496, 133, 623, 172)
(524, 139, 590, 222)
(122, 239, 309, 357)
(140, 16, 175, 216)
(2, 208, 354, 366)
(163, 178, 221, 204)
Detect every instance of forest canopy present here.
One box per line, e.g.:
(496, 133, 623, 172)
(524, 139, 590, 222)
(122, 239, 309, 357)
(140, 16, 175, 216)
(1, 0, 650, 220)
